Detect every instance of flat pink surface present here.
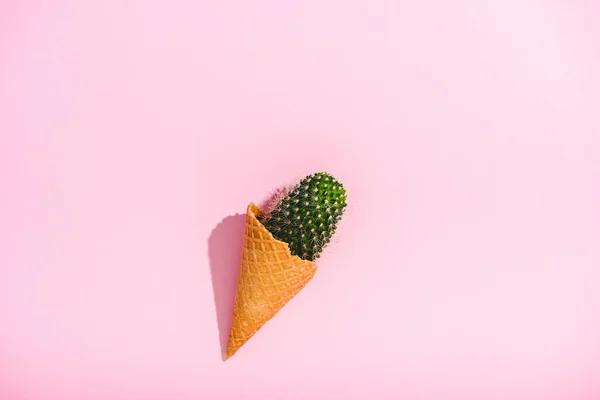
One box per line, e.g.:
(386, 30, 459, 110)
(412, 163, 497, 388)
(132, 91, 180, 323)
(1, 1, 600, 399)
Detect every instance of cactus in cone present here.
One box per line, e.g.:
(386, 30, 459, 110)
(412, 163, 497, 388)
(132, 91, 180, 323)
(225, 172, 347, 359)
(260, 172, 347, 261)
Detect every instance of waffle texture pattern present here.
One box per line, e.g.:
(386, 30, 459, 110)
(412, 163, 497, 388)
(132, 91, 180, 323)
(226, 203, 317, 359)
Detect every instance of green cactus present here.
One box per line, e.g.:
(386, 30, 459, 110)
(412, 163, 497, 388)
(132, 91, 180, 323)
(260, 172, 347, 261)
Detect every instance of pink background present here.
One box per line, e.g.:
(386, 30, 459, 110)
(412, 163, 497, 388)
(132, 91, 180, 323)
(1, 1, 600, 399)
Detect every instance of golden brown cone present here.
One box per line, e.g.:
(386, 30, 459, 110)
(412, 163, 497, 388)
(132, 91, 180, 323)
(226, 203, 318, 359)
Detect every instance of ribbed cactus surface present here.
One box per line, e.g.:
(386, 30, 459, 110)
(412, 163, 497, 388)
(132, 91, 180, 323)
(260, 172, 347, 261)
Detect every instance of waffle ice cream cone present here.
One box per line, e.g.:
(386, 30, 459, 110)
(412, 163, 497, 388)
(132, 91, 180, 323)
(226, 203, 318, 359)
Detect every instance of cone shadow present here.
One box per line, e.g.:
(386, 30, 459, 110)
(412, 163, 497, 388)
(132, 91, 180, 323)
(208, 214, 246, 361)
